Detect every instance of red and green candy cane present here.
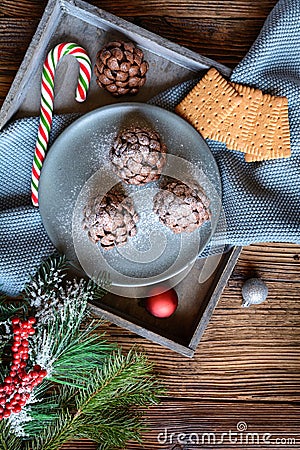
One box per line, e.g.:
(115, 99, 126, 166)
(31, 42, 92, 207)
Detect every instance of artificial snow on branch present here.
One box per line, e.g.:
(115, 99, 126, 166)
(0, 254, 162, 450)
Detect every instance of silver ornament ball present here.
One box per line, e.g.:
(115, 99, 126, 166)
(241, 278, 268, 308)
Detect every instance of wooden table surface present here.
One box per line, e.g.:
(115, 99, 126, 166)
(1, 0, 300, 449)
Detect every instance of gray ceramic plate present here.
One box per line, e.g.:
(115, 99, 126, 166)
(39, 103, 221, 289)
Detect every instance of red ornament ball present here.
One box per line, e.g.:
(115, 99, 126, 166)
(145, 287, 178, 318)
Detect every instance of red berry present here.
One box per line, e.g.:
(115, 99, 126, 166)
(4, 376, 13, 384)
(0, 398, 6, 406)
(5, 402, 13, 410)
(19, 361, 26, 369)
(3, 410, 10, 418)
(13, 353, 21, 361)
(31, 371, 39, 379)
(11, 318, 20, 325)
(39, 369, 47, 378)
(28, 328, 35, 336)
(10, 372, 18, 381)
(13, 327, 21, 335)
(145, 287, 178, 318)
(14, 336, 21, 343)
(21, 340, 28, 347)
(28, 317, 36, 325)
(12, 404, 22, 413)
(33, 364, 41, 371)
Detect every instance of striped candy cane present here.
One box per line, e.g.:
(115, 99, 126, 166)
(31, 42, 92, 207)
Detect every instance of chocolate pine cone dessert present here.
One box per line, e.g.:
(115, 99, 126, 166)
(110, 127, 167, 185)
(94, 41, 149, 97)
(153, 179, 211, 234)
(82, 185, 139, 250)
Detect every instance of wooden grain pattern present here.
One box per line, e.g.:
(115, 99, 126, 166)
(133, 17, 265, 65)
(0, 0, 277, 19)
(0, 0, 277, 103)
(61, 401, 300, 449)
(1, 1, 300, 449)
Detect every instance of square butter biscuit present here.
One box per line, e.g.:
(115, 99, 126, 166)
(245, 97, 291, 161)
(175, 67, 241, 139)
(210, 83, 263, 151)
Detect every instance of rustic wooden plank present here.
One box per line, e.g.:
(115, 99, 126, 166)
(234, 243, 300, 280)
(0, 0, 47, 18)
(0, 16, 264, 65)
(2, 1, 300, 449)
(0, 15, 267, 106)
(92, 243, 300, 402)
(0, 0, 277, 19)
(0, 19, 40, 105)
(0, 20, 39, 68)
(61, 401, 300, 449)
(97, 0, 277, 19)
(133, 17, 265, 66)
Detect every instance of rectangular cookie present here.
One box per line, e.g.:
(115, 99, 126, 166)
(210, 82, 263, 151)
(241, 93, 284, 157)
(175, 67, 241, 139)
(244, 96, 291, 161)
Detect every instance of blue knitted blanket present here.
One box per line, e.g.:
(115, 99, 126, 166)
(1, 0, 300, 296)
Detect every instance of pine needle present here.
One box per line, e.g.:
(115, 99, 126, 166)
(0, 255, 162, 449)
(0, 421, 22, 450)
(0, 296, 27, 323)
(28, 350, 161, 450)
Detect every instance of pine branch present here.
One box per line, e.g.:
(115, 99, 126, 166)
(25, 410, 75, 450)
(0, 297, 27, 323)
(27, 350, 162, 450)
(0, 421, 22, 450)
(23, 254, 67, 301)
(47, 331, 113, 386)
(23, 254, 67, 322)
(0, 255, 161, 450)
(31, 282, 114, 387)
(75, 414, 144, 450)
(74, 350, 162, 414)
(20, 393, 60, 437)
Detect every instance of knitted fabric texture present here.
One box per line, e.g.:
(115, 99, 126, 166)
(1, 0, 300, 295)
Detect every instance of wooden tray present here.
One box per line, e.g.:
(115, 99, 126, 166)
(0, 0, 242, 357)
(89, 247, 242, 357)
